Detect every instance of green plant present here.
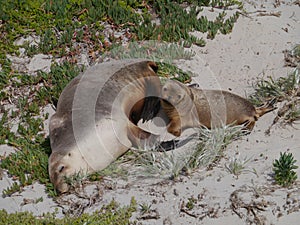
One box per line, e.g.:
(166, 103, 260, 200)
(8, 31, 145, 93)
(284, 102, 300, 124)
(139, 202, 153, 214)
(140, 0, 240, 43)
(249, 67, 300, 131)
(0, 111, 15, 144)
(0, 198, 137, 224)
(185, 196, 197, 210)
(157, 62, 193, 83)
(64, 170, 88, 189)
(284, 44, 300, 67)
(1, 0, 242, 59)
(291, 44, 300, 57)
(0, 61, 81, 197)
(1, 138, 55, 197)
(273, 152, 298, 187)
(249, 68, 299, 106)
(0, 54, 12, 89)
(108, 41, 195, 64)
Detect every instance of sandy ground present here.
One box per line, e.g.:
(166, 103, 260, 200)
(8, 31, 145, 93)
(0, 0, 299, 224)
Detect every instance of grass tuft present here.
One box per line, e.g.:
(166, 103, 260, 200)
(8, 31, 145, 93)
(249, 67, 300, 130)
(186, 124, 247, 170)
(127, 124, 246, 179)
(249, 68, 299, 106)
(225, 154, 253, 177)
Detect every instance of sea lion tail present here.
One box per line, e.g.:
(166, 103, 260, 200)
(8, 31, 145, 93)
(188, 83, 200, 88)
(255, 98, 277, 119)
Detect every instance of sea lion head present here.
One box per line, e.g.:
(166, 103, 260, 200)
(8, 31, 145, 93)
(48, 150, 90, 193)
(161, 80, 188, 106)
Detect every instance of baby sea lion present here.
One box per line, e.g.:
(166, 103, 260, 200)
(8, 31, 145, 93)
(48, 59, 162, 193)
(161, 79, 275, 137)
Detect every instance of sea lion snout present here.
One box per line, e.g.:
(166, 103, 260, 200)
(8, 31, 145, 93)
(53, 166, 72, 193)
(51, 168, 70, 194)
(48, 150, 91, 193)
(48, 152, 71, 193)
(165, 94, 183, 103)
(161, 82, 184, 105)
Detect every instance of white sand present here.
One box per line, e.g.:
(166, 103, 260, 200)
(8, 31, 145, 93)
(0, 0, 299, 224)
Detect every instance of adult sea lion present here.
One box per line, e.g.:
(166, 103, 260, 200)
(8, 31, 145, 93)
(48, 59, 162, 193)
(161, 79, 275, 137)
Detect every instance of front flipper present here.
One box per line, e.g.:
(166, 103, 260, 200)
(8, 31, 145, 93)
(140, 96, 161, 123)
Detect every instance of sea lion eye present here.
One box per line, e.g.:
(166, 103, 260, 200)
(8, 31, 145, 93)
(58, 165, 65, 173)
(163, 87, 167, 92)
(177, 94, 182, 99)
(68, 153, 71, 157)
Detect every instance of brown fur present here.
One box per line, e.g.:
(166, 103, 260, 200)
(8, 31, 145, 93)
(49, 60, 161, 193)
(161, 80, 275, 137)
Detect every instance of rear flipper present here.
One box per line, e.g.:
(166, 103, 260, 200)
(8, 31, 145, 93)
(255, 98, 277, 118)
(188, 83, 199, 88)
(242, 98, 277, 131)
(156, 133, 198, 152)
(128, 121, 198, 152)
(156, 140, 179, 151)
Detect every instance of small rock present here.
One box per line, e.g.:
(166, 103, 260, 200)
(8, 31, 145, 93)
(78, 53, 90, 67)
(0, 144, 16, 157)
(14, 35, 40, 46)
(27, 54, 52, 72)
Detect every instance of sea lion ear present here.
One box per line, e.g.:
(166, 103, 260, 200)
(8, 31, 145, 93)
(147, 61, 158, 73)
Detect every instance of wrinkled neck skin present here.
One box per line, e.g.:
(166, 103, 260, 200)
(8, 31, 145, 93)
(176, 85, 194, 114)
(178, 87, 201, 129)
